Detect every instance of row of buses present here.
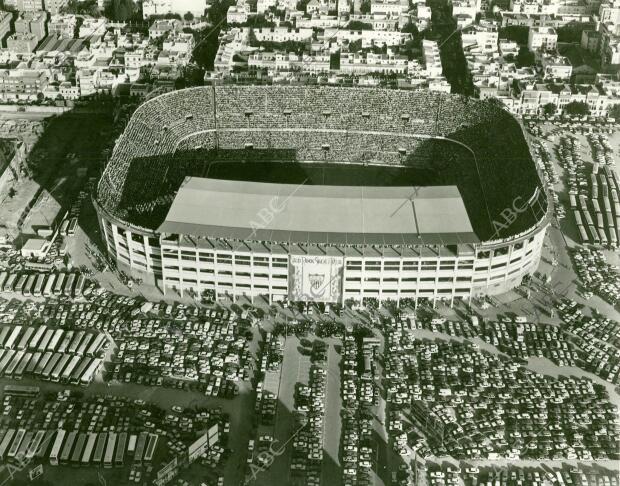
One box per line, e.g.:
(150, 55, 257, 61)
(0, 325, 106, 356)
(0, 428, 158, 468)
(0, 272, 87, 298)
(0, 326, 106, 384)
(0, 349, 103, 385)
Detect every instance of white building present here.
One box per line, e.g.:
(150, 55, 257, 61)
(527, 26, 558, 51)
(143, 0, 206, 19)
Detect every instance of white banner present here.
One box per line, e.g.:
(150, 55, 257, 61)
(289, 255, 344, 303)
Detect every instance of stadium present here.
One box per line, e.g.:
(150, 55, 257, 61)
(94, 85, 550, 305)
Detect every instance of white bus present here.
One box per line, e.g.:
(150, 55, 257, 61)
(5, 326, 22, 350)
(57, 330, 74, 354)
(77, 334, 93, 356)
(60, 355, 81, 383)
(103, 432, 116, 468)
(16, 327, 34, 351)
(53, 273, 66, 296)
(48, 433, 62, 462)
(86, 334, 106, 357)
(22, 274, 36, 296)
(28, 326, 47, 350)
(68, 331, 85, 355)
(25, 352, 40, 376)
(51, 354, 71, 383)
(81, 433, 98, 465)
(37, 329, 54, 353)
(33, 273, 46, 297)
(5, 351, 25, 378)
(2, 274, 16, 292)
(42, 353, 62, 381)
(0, 350, 16, 375)
(43, 274, 56, 297)
(63, 274, 76, 297)
(74, 274, 86, 297)
(26, 430, 45, 460)
(34, 352, 52, 377)
(80, 358, 102, 386)
(7, 428, 26, 460)
(47, 329, 64, 352)
(0, 327, 10, 348)
(71, 357, 91, 386)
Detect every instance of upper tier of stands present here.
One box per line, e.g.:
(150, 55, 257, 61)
(97, 86, 546, 241)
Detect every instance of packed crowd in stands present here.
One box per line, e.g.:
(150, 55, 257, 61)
(97, 86, 546, 242)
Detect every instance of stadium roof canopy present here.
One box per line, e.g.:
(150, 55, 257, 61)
(158, 177, 479, 245)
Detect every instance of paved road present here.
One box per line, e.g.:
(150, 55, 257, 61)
(322, 340, 342, 486)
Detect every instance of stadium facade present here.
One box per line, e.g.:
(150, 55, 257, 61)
(95, 86, 550, 305)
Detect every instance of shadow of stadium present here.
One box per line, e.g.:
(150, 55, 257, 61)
(10, 99, 117, 258)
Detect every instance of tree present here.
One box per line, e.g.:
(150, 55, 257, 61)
(542, 103, 556, 116)
(516, 46, 535, 67)
(8, 187, 16, 198)
(184, 11, 194, 21)
(564, 101, 589, 116)
(347, 20, 372, 30)
(360, 0, 371, 14)
(608, 104, 620, 120)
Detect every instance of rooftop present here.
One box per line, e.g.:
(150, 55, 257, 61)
(158, 177, 477, 245)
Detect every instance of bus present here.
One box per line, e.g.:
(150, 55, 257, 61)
(59, 219, 70, 236)
(37, 430, 56, 459)
(25, 352, 40, 375)
(67, 217, 77, 236)
(16, 431, 34, 460)
(43, 274, 55, 297)
(5, 351, 25, 378)
(80, 358, 102, 386)
(51, 354, 71, 382)
(29, 326, 47, 350)
(81, 433, 98, 465)
(26, 430, 45, 460)
(42, 353, 62, 381)
(61, 355, 81, 383)
(17, 328, 34, 351)
(70, 357, 91, 386)
(3, 385, 40, 398)
(33, 273, 45, 297)
(103, 432, 116, 468)
(87, 334, 106, 357)
(14, 352, 32, 380)
(7, 428, 26, 460)
(68, 331, 85, 355)
(5, 326, 22, 350)
(57, 331, 73, 354)
(143, 434, 158, 463)
(60, 430, 77, 465)
(0, 429, 15, 461)
(63, 274, 76, 297)
(38, 329, 54, 353)
(127, 434, 137, 454)
(47, 329, 64, 352)
(133, 432, 148, 464)
(14, 274, 28, 294)
(0, 327, 10, 347)
(77, 334, 93, 356)
(115, 432, 127, 466)
(0, 350, 16, 375)
(0, 272, 7, 289)
(74, 274, 86, 297)
(2, 273, 16, 292)
(49, 429, 66, 466)
(71, 433, 87, 466)
(34, 352, 52, 377)
(53, 273, 66, 296)
(23, 274, 37, 297)
(92, 432, 107, 465)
